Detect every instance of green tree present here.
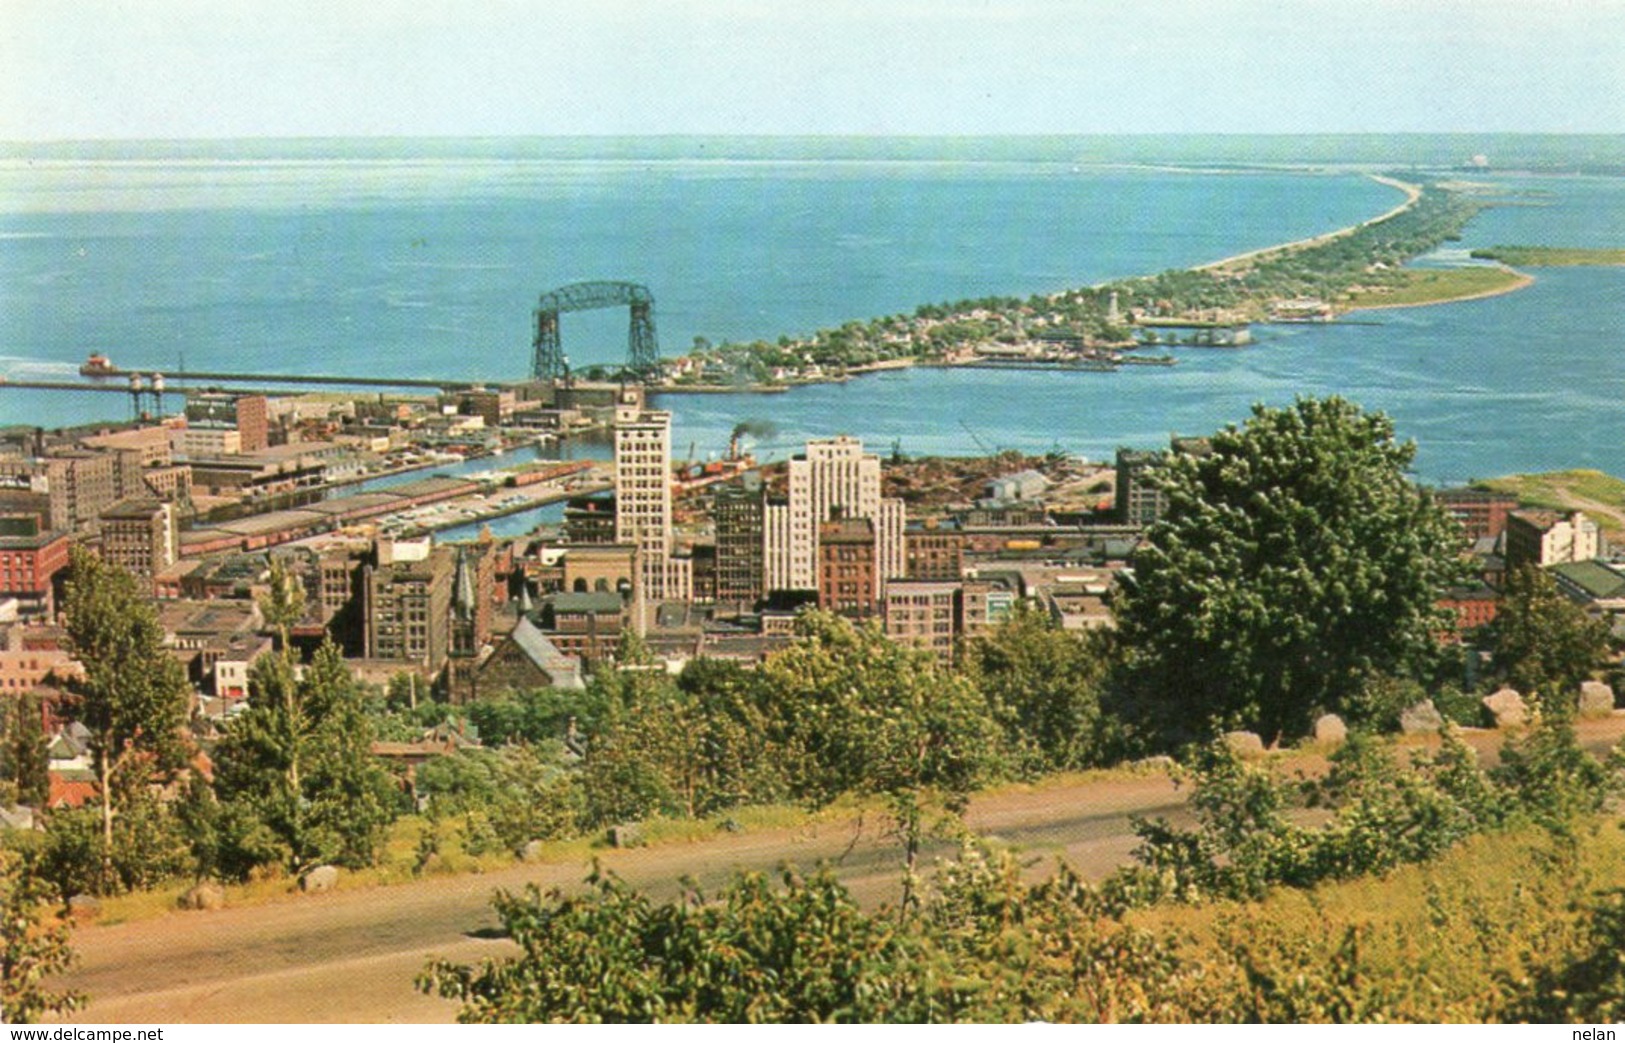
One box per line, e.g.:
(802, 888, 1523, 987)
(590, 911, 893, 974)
(580, 665, 784, 824)
(0, 848, 83, 1024)
(419, 864, 954, 1023)
(1112, 397, 1463, 745)
(33, 808, 103, 904)
(759, 613, 1002, 903)
(257, 556, 306, 652)
(0, 692, 49, 809)
(61, 547, 191, 887)
(962, 605, 1116, 773)
(213, 640, 400, 875)
(1490, 565, 1610, 703)
(464, 685, 609, 747)
(416, 743, 578, 854)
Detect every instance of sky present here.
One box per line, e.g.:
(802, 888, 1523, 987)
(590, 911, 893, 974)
(2, 0, 1623, 139)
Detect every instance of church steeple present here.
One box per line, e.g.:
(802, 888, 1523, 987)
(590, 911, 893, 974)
(453, 545, 476, 621)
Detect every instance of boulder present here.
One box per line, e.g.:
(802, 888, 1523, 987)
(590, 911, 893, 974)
(1579, 681, 1616, 718)
(520, 840, 547, 863)
(67, 894, 101, 921)
(179, 883, 226, 911)
(1399, 700, 1444, 735)
(1313, 714, 1348, 745)
(1481, 687, 1528, 729)
(607, 823, 645, 848)
(301, 865, 339, 893)
(1222, 731, 1266, 757)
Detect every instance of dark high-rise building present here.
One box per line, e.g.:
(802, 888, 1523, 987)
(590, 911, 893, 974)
(714, 473, 765, 602)
(562, 494, 617, 544)
(1114, 448, 1165, 528)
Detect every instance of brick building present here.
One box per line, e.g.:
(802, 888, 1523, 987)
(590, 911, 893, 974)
(0, 519, 70, 615)
(1438, 582, 1500, 641)
(905, 518, 964, 581)
(1435, 488, 1519, 543)
(536, 592, 625, 663)
(818, 517, 877, 618)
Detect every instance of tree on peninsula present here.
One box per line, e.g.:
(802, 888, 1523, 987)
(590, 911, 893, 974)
(61, 548, 191, 889)
(1111, 397, 1463, 745)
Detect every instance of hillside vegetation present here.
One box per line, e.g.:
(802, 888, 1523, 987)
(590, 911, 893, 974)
(422, 720, 1625, 1023)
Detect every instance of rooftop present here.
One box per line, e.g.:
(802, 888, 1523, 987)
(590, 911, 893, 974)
(1549, 559, 1625, 600)
(546, 591, 625, 614)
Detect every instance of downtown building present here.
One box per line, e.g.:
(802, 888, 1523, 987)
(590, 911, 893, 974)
(713, 472, 766, 603)
(764, 435, 904, 601)
(613, 395, 691, 603)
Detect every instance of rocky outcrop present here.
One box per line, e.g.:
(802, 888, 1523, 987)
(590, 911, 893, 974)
(1399, 700, 1444, 735)
(1481, 687, 1528, 729)
(1579, 681, 1616, 718)
(1313, 714, 1348, 745)
(607, 823, 645, 848)
(1222, 731, 1266, 757)
(301, 865, 339, 893)
(179, 883, 226, 911)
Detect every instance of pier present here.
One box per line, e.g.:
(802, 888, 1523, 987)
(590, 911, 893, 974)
(72, 367, 485, 390)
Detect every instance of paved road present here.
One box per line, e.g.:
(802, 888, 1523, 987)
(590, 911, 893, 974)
(57, 716, 1625, 1024)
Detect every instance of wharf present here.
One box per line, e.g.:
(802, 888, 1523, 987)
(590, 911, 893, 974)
(179, 461, 606, 556)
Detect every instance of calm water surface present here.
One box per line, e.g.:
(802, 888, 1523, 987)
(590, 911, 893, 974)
(1, 147, 1620, 492)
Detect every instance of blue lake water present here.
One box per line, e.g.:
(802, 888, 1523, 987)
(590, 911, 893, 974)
(2, 143, 1622, 493)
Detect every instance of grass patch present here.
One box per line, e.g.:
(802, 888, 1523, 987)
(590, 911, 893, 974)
(84, 803, 835, 926)
(1122, 821, 1625, 1021)
(1342, 265, 1529, 309)
(1471, 245, 1625, 267)
(1477, 468, 1625, 537)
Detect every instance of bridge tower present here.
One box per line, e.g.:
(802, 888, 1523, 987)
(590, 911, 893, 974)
(533, 281, 661, 382)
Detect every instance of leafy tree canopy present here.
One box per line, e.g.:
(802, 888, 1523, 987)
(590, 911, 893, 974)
(0, 848, 83, 1023)
(1112, 397, 1463, 744)
(1490, 564, 1611, 704)
(61, 547, 192, 885)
